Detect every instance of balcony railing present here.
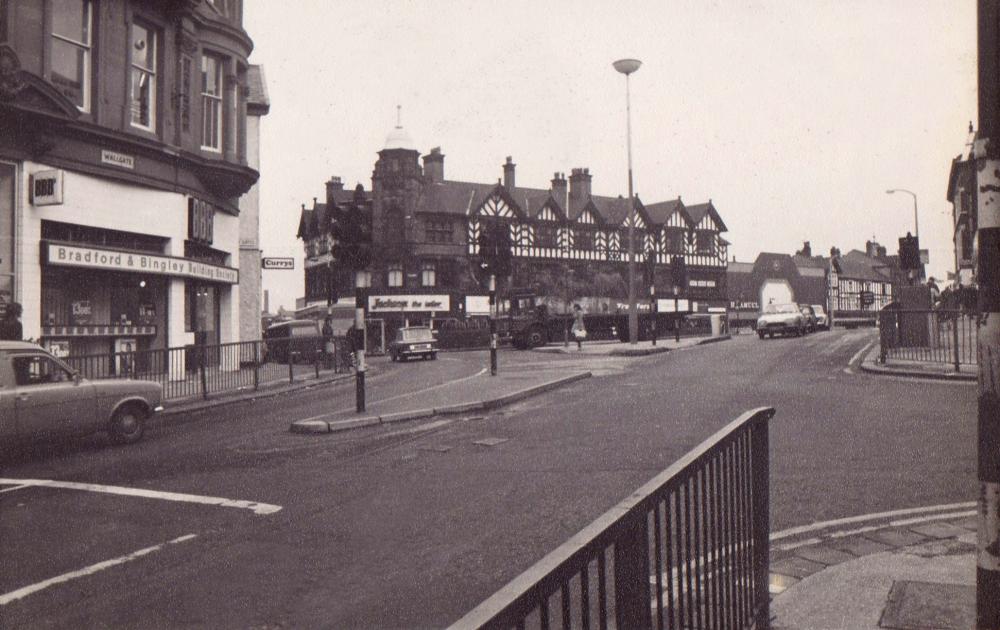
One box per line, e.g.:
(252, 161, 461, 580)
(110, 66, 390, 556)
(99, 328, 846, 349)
(449, 407, 775, 630)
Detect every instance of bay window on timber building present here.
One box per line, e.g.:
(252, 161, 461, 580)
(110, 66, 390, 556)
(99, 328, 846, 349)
(201, 54, 224, 151)
(664, 228, 685, 254)
(130, 22, 157, 130)
(696, 231, 715, 255)
(51, 0, 92, 111)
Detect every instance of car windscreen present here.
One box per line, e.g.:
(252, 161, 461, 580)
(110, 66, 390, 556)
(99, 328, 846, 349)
(763, 304, 798, 314)
(401, 328, 433, 342)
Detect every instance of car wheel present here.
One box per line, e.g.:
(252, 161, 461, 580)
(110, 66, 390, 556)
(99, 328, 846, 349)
(109, 404, 146, 445)
(527, 326, 547, 348)
(758, 331, 765, 340)
(430, 353, 438, 360)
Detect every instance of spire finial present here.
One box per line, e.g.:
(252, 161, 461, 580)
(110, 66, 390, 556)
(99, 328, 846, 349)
(396, 105, 402, 129)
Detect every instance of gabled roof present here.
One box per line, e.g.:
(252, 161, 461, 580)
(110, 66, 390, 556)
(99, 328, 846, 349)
(685, 201, 728, 232)
(838, 250, 894, 282)
(644, 198, 684, 225)
(246, 65, 270, 116)
(792, 254, 828, 270)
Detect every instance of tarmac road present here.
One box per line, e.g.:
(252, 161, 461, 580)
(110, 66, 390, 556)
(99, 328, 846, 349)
(0, 329, 975, 628)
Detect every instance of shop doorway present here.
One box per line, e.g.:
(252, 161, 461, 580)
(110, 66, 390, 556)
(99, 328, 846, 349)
(187, 280, 221, 350)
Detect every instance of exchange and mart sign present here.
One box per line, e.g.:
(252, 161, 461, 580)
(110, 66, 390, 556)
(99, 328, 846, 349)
(43, 242, 239, 284)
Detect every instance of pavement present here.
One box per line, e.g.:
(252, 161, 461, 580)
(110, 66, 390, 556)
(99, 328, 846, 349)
(156, 330, 982, 628)
(770, 343, 979, 629)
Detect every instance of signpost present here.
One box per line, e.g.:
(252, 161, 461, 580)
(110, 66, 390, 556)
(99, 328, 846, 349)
(262, 258, 295, 270)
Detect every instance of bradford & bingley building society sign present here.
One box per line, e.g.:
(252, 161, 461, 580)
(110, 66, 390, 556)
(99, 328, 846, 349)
(43, 242, 239, 284)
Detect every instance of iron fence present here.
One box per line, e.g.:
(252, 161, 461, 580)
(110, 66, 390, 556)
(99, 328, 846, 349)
(64, 335, 351, 402)
(449, 407, 775, 630)
(878, 309, 978, 368)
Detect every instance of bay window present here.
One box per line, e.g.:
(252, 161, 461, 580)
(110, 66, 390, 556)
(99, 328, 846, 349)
(130, 22, 157, 130)
(201, 54, 223, 151)
(51, 0, 92, 111)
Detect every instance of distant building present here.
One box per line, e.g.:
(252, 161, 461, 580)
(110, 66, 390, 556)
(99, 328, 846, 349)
(0, 0, 264, 358)
(728, 240, 901, 327)
(296, 124, 733, 345)
(947, 152, 976, 289)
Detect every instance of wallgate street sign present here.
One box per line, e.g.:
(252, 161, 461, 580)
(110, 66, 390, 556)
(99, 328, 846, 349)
(262, 257, 295, 270)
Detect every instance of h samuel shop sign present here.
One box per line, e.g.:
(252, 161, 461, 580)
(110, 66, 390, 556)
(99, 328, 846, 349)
(43, 242, 239, 284)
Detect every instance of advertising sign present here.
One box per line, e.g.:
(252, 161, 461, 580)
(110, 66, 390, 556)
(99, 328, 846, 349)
(188, 198, 215, 245)
(368, 294, 450, 313)
(465, 295, 490, 315)
(44, 242, 239, 284)
(70, 300, 92, 325)
(30, 170, 64, 206)
(262, 257, 295, 270)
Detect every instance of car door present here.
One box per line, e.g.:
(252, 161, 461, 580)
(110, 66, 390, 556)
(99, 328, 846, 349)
(0, 354, 16, 439)
(12, 353, 97, 439)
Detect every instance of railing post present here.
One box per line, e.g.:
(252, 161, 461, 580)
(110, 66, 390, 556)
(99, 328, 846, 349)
(253, 342, 260, 391)
(614, 516, 652, 630)
(199, 345, 208, 400)
(953, 311, 961, 372)
(288, 346, 294, 384)
(314, 339, 320, 379)
(751, 417, 771, 629)
(878, 312, 887, 364)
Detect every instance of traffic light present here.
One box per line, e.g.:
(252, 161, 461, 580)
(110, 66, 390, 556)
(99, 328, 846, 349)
(898, 235, 920, 270)
(670, 255, 687, 290)
(477, 221, 512, 277)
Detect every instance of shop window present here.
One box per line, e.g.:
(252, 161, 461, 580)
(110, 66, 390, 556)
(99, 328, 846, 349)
(387, 264, 403, 288)
(421, 262, 436, 287)
(130, 22, 157, 131)
(41, 220, 167, 253)
(51, 0, 92, 111)
(201, 54, 224, 151)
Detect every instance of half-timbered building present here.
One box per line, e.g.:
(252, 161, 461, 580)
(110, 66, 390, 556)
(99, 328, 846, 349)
(296, 125, 731, 344)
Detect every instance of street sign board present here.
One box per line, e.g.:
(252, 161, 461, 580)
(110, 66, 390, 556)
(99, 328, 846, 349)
(262, 257, 295, 270)
(860, 290, 875, 306)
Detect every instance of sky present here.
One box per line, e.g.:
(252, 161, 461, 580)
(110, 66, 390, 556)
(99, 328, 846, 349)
(245, 0, 977, 312)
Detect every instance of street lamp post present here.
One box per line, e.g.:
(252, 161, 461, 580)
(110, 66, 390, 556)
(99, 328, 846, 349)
(613, 58, 642, 345)
(886, 188, 919, 238)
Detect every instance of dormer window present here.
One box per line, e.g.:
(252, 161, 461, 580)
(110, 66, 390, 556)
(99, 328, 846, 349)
(51, 0, 92, 112)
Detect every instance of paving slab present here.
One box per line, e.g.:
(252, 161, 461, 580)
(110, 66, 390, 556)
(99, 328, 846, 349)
(827, 535, 893, 557)
(862, 527, 928, 549)
(906, 521, 970, 540)
(770, 556, 827, 579)
(879, 580, 975, 630)
(792, 545, 856, 566)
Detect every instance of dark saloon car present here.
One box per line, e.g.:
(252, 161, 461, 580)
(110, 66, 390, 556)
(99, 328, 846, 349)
(389, 326, 438, 362)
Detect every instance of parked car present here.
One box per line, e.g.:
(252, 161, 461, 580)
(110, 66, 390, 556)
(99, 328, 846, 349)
(799, 304, 818, 333)
(811, 304, 829, 330)
(756, 303, 807, 338)
(389, 326, 439, 362)
(0, 341, 162, 445)
(263, 319, 321, 363)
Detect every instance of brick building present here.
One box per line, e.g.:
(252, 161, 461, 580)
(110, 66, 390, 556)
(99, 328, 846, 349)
(297, 124, 731, 346)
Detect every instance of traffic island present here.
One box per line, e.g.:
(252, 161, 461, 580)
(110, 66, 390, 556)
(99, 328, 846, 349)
(288, 371, 592, 435)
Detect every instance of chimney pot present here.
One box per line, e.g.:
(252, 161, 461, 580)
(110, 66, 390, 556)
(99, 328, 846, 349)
(423, 147, 445, 183)
(503, 156, 516, 191)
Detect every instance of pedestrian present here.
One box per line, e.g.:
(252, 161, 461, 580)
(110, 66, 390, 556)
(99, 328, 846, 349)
(0, 302, 23, 341)
(321, 316, 335, 369)
(570, 304, 586, 350)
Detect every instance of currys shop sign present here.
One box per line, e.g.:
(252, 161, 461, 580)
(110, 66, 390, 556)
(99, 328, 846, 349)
(43, 242, 238, 284)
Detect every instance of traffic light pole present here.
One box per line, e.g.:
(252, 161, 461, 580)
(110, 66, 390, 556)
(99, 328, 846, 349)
(674, 286, 680, 343)
(976, 2, 1000, 626)
(489, 274, 498, 376)
(650, 284, 657, 346)
(354, 286, 366, 413)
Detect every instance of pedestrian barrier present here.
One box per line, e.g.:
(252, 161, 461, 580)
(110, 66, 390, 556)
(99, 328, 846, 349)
(449, 407, 775, 630)
(65, 335, 351, 402)
(877, 308, 978, 369)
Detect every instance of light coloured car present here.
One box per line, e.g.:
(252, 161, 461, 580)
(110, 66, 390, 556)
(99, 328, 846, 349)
(389, 326, 439, 362)
(0, 341, 163, 445)
(756, 303, 807, 339)
(811, 304, 829, 330)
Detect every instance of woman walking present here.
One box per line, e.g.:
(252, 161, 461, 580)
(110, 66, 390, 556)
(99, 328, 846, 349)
(570, 304, 586, 350)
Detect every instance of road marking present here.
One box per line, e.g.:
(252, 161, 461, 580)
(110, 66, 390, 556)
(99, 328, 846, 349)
(770, 501, 976, 541)
(0, 484, 31, 494)
(0, 534, 197, 606)
(0, 479, 282, 515)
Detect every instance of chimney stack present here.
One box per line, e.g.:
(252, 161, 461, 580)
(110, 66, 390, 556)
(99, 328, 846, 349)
(503, 156, 516, 192)
(569, 167, 592, 202)
(423, 147, 444, 183)
(551, 172, 567, 206)
(800, 241, 812, 257)
(325, 176, 343, 206)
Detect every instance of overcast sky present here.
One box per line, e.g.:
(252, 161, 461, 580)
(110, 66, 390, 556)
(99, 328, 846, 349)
(245, 0, 976, 312)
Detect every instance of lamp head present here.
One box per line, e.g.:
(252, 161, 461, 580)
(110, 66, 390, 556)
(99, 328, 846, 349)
(886, 189, 896, 194)
(613, 58, 642, 75)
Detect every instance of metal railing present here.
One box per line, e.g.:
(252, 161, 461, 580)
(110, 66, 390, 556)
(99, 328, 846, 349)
(449, 407, 775, 630)
(64, 335, 351, 402)
(878, 309, 978, 368)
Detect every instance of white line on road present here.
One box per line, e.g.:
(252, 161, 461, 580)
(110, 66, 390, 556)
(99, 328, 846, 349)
(770, 501, 976, 541)
(0, 484, 31, 494)
(0, 479, 282, 515)
(0, 534, 197, 606)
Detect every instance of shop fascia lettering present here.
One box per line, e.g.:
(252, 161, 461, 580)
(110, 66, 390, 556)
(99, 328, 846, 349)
(46, 243, 238, 284)
(369, 295, 450, 312)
